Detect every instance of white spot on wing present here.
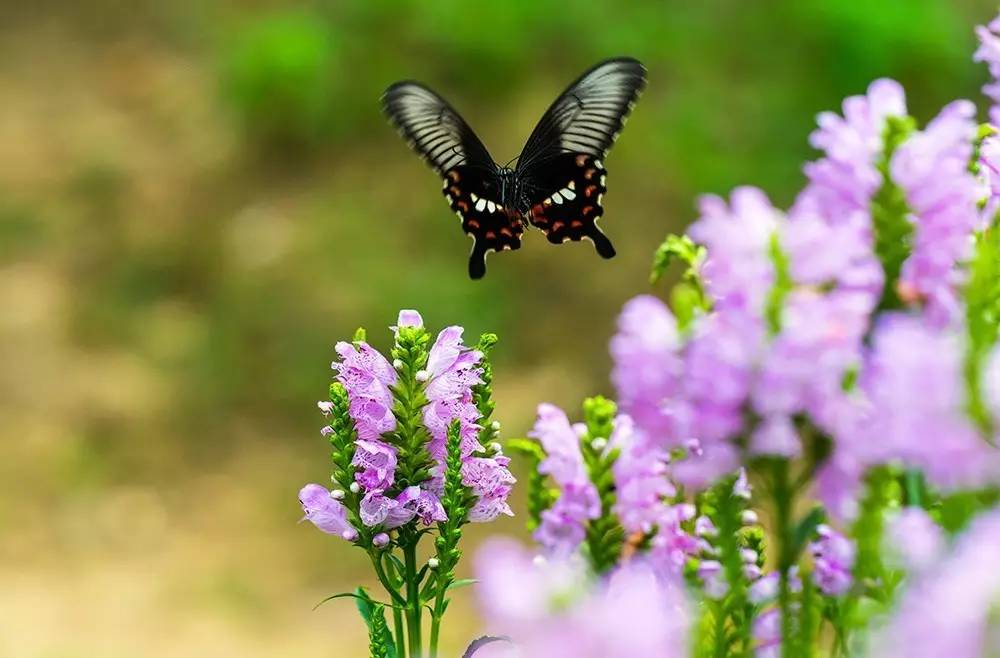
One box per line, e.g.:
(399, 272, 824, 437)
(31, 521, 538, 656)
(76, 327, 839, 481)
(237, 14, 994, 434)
(487, 201, 496, 213)
(552, 192, 563, 205)
(600, 175, 606, 186)
(475, 198, 487, 212)
(562, 188, 576, 201)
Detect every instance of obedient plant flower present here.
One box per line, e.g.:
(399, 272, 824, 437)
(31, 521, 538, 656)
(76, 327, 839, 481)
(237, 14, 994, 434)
(298, 310, 513, 658)
(473, 539, 690, 658)
(808, 524, 855, 597)
(582, 10, 1000, 656)
(876, 505, 1000, 658)
(513, 397, 708, 577)
(886, 507, 944, 572)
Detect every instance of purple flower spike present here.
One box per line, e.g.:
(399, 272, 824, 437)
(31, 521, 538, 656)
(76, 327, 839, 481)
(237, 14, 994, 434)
(876, 505, 1000, 658)
(975, 17, 1000, 126)
(610, 295, 684, 443)
(809, 524, 855, 596)
(299, 483, 358, 541)
(892, 100, 980, 324)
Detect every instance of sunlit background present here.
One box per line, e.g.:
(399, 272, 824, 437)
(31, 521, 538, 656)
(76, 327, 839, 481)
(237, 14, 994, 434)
(1, 1, 996, 655)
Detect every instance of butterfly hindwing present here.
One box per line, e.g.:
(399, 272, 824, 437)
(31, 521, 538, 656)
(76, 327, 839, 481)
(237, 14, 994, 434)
(526, 153, 613, 257)
(443, 165, 524, 279)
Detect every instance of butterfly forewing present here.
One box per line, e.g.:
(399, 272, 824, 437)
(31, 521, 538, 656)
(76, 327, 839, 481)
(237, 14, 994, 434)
(517, 58, 647, 172)
(382, 82, 495, 175)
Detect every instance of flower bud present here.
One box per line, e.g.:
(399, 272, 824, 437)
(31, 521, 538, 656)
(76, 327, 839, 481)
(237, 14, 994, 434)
(415, 370, 430, 382)
(329, 489, 346, 500)
(393, 359, 404, 370)
(373, 533, 390, 548)
(427, 557, 440, 569)
(342, 529, 359, 542)
(489, 442, 503, 454)
(741, 510, 759, 526)
(590, 437, 608, 451)
(740, 548, 758, 564)
(349, 482, 361, 494)
(491, 420, 501, 431)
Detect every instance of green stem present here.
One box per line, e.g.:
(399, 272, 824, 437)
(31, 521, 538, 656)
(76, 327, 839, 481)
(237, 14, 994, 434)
(393, 606, 406, 658)
(404, 541, 422, 658)
(904, 469, 923, 508)
(429, 603, 442, 658)
(370, 552, 407, 608)
(772, 459, 795, 658)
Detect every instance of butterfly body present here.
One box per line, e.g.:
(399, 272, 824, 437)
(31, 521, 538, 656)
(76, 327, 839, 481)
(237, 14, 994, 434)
(383, 58, 646, 278)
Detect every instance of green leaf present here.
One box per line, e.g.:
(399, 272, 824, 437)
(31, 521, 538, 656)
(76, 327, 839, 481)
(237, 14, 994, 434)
(790, 506, 826, 561)
(506, 437, 546, 460)
(312, 589, 399, 612)
(446, 578, 478, 591)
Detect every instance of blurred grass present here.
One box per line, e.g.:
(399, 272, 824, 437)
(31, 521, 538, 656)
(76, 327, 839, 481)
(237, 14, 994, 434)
(0, 0, 996, 655)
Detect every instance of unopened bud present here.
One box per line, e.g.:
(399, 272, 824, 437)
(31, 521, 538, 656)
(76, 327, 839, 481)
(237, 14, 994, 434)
(349, 482, 361, 494)
(373, 533, 390, 548)
(342, 529, 359, 542)
(427, 557, 440, 569)
(489, 442, 503, 453)
(491, 420, 501, 431)
(393, 359, 404, 370)
(415, 370, 430, 382)
(741, 510, 759, 526)
(330, 489, 345, 500)
(591, 437, 608, 451)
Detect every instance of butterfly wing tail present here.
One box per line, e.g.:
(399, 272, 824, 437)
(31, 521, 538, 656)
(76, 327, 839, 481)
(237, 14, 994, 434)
(468, 240, 488, 279)
(588, 225, 616, 259)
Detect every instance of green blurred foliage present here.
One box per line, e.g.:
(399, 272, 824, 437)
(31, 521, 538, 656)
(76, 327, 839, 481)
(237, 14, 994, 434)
(0, 0, 997, 655)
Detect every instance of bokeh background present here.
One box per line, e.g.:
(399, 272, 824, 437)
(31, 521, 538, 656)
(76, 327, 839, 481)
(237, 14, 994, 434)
(1, 1, 997, 655)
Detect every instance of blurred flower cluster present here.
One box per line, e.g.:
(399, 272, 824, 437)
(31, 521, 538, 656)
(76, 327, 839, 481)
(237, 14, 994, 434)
(298, 310, 513, 658)
(465, 11, 1000, 658)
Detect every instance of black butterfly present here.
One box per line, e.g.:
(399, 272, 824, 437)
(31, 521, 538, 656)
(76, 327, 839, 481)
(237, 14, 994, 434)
(382, 58, 647, 279)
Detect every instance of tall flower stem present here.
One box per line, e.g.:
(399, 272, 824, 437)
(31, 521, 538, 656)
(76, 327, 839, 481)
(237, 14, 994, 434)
(393, 606, 406, 658)
(403, 540, 423, 657)
(771, 458, 795, 658)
